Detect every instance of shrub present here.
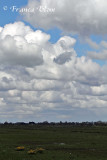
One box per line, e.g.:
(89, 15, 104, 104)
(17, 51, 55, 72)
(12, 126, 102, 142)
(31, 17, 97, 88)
(28, 149, 36, 154)
(16, 146, 25, 151)
(36, 148, 45, 153)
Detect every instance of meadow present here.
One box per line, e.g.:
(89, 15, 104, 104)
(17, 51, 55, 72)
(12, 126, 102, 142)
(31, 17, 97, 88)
(0, 124, 107, 160)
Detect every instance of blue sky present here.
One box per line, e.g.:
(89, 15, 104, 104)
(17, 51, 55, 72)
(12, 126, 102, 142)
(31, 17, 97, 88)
(0, 0, 107, 122)
(0, 0, 27, 25)
(0, 0, 105, 62)
(0, 0, 100, 57)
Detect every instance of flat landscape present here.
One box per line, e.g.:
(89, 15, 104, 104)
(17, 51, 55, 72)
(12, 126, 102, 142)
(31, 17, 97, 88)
(0, 124, 107, 160)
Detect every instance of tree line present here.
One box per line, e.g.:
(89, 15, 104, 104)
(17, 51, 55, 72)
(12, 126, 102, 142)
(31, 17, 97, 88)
(1, 121, 107, 126)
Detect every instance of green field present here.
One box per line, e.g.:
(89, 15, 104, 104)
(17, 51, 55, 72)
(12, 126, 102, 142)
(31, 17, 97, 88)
(0, 125, 107, 160)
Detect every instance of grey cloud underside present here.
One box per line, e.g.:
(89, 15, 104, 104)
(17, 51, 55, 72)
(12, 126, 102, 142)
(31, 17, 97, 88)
(0, 22, 107, 121)
(22, 0, 107, 35)
(54, 52, 73, 64)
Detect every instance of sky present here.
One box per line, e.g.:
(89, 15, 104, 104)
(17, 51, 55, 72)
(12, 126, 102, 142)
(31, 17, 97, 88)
(0, 0, 107, 122)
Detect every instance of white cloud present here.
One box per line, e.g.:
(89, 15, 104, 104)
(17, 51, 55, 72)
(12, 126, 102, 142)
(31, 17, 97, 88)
(101, 41, 107, 48)
(85, 38, 99, 50)
(0, 22, 107, 121)
(87, 50, 107, 60)
(0, 27, 2, 33)
(22, 0, 107, 35)
(0, 22, 51, 67)
(0, 22, 32, 39)
(87, 40, 107, 60)
(25, 30, 50, 45)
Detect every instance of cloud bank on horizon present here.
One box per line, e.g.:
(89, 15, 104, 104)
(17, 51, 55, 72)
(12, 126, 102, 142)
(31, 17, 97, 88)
(0, 0, 107, 122)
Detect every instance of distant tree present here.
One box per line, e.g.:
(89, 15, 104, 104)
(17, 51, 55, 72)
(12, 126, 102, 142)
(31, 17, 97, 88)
(4, 121, 8, 125)
(29, 121, 35, 125)
(43, 121, 49, 125)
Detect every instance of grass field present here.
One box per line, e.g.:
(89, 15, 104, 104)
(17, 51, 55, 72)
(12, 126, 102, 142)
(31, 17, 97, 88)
(0, 124, 107, 160)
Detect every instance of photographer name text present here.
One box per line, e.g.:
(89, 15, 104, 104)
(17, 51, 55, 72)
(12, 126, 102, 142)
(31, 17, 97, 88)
(3, 5, 55, 13)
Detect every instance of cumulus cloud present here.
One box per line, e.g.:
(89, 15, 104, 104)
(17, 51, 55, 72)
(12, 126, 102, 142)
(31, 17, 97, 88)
(22, 0, 107, 35)
(0, 22, 51, 67)
(87, 50, 107, 60)
(87, 40, 107, 60)
(0, 22, 107, 122)
(85, 38, 100, 50)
